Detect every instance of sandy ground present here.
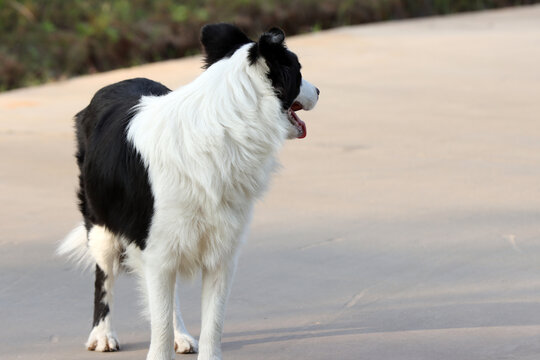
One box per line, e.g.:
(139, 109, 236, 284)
(2, 5, 540, 360)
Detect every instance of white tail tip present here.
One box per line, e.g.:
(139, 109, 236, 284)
(57, 223, 94, 271)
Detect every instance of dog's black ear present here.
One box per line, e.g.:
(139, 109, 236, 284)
(201, 23, 253, 69)
(248, 27, 287, 64)
(260, 27, 285, 47)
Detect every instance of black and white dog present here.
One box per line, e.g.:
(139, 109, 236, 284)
(59, 24, 318, 360)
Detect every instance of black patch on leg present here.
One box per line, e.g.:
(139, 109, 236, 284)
(92, 264, 110, 327)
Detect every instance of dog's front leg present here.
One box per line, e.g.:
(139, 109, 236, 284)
(198, 260, 237, 360)
(174, 275, 199, 353)
(145, 262, 176, 360)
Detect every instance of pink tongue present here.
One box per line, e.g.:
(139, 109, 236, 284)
(291, 110, 307, 139)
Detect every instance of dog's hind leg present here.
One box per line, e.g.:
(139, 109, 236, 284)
(173, 275, 198, 354)
(86, 226, 121, 352)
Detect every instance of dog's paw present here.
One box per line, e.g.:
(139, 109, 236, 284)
(174, 333, 198, 354)
(86, 326, 120, 352)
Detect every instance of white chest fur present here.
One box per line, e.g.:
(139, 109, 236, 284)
(126, 45, 287, 275)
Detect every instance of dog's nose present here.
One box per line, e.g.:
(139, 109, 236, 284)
(316, 87, 320, 96)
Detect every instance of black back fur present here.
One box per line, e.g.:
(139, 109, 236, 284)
(76, 78, 170, 249)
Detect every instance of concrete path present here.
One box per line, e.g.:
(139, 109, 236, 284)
(1, 5, 540, 360)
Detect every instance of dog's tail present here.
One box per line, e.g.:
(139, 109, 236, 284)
(57, 223, 95, 271)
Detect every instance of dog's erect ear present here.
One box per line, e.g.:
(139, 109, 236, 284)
(248, 27, 287, 64)
(260, 28, 285, 46)
(201, 23, 253, 69)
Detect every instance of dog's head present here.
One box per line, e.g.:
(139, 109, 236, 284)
(201, 23, 319, 139)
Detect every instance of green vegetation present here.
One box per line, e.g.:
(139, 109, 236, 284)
(1, 0, 538, 91)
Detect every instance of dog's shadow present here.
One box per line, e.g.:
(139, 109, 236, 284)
(222, 323, 366, 351)
(117, 341, 150, 352)
(116, 324, 364, 353)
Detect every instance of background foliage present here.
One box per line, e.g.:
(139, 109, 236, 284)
(1, 0, 538, 91)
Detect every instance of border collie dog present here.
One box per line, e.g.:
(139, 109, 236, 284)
(59, 24, 318, 360)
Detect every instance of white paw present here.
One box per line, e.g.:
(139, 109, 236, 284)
(86, 324, 120, 352)
(174, 333, 198, 354)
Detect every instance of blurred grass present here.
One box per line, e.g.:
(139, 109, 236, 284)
(1, 0, 538, 91)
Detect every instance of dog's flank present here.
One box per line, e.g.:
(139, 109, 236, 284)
(59, 23, 319, 360)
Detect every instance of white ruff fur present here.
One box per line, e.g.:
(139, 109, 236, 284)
(127, 44, 288, 277)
